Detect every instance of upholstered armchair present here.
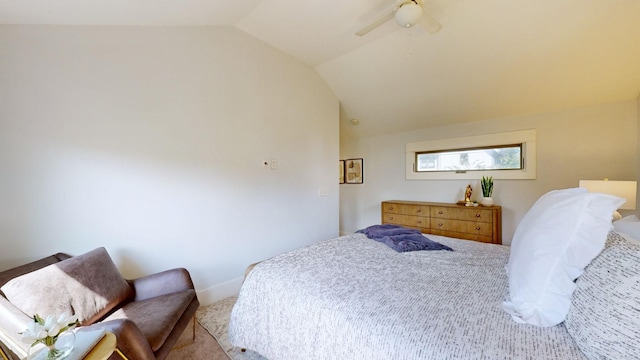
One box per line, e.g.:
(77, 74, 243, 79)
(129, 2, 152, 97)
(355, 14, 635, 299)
(0, 248, 199, 360)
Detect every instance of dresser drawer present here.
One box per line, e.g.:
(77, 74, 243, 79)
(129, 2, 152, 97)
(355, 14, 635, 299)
(428, 229, 495, 243)
(431, 206, 494, 223)
(431, 219, 493, 236)
(381, 200, 502, 244)
(382, 202, 429, 216)
(382, 214, 430, 228)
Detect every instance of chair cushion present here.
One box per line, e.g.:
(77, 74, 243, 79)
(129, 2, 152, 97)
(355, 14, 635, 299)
(0, 247, 133, 325)
(103, 289, 196, 351)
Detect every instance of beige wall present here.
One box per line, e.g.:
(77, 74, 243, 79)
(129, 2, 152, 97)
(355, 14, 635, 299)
(340, 100, 638, 244)
(638, 93, 640, 205)
(0, 25, 340, 303)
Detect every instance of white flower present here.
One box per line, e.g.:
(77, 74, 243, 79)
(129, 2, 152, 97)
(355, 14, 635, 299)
(43, 315, 61, 337)
(20, 321, 47, 344)
(56, 312, 78, 330)
(20, 312, 79, 347)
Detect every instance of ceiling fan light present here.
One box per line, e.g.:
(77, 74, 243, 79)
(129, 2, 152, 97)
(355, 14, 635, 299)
(394, 2, 423, 28)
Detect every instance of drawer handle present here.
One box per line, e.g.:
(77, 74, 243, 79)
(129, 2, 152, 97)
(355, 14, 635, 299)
(438, 223, 443, 227)
(389, 207, 394, 211)
(476, 226, 481, 230)
(389, 217, 394, 220)
(476, 214, 481, 218)
(438, 211, 443, 215)
(417, 220, 422, 224)
(417, 209, 422, 213)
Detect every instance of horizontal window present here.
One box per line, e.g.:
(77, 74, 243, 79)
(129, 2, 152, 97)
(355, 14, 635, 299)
(416, 144, 523, 172)
(406, 130, 536, 180)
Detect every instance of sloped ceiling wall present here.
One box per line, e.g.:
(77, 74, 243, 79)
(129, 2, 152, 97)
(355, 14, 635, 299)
(1, 1, 639, 137)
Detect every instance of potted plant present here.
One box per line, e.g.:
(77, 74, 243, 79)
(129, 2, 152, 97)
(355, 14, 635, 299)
(480, 176, 494, 206)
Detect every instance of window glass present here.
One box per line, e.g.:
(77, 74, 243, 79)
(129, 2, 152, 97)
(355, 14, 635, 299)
(416, 144, 522, 172)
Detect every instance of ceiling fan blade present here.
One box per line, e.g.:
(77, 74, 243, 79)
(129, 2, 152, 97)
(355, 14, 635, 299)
(355, 11, 395, 36)
(419, 11, 442, 35)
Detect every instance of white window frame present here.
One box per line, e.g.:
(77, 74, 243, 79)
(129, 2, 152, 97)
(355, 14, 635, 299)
(406, 129, 536, 180)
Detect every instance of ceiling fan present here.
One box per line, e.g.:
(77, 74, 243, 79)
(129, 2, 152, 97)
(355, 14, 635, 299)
(355, 0, 442, 37)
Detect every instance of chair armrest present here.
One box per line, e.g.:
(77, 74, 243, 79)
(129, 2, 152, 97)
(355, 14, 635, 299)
(129, 268, 195, 302)
(79, 319, 155, 360)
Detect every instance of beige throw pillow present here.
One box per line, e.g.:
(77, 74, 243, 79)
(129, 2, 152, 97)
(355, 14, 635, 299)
(1, 247, 133, 325)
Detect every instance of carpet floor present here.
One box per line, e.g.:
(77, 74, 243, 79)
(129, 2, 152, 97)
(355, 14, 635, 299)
(166, 319, 229, 360)
(195, 296, 266, 360)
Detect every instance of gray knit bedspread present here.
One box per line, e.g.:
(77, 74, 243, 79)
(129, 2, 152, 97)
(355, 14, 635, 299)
(228, 233, 586, 360)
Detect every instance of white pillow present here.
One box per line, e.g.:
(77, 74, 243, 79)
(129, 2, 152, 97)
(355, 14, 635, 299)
(502, 187, 624, 327)
(613, 215, 640, 243)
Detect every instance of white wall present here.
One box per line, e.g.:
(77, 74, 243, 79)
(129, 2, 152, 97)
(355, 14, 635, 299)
(0, 25, 339, 304)
(340, 100, 638, 244)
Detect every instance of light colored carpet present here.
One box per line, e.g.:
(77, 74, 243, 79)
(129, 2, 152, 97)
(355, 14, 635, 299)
(166, 319, 229, 360)
(196, 296, 266, 360)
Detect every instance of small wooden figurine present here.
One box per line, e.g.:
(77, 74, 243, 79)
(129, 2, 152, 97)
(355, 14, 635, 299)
(465, 184, 473, 203)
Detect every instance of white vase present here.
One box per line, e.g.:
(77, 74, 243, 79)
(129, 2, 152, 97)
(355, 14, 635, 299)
(481, 197, 494, 206)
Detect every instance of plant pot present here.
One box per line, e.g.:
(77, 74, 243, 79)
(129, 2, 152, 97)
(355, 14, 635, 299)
(481, 197, 494, 206)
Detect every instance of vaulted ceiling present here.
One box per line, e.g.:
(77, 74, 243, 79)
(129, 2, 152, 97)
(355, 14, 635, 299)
(2, 0, 639, 137)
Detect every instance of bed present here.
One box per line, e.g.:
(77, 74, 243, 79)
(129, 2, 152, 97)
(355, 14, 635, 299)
(228, 189, 640, 360)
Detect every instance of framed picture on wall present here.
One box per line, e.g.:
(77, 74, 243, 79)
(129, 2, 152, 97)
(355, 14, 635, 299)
(345, 158, 363, 184)
(339, 160, 345, 184)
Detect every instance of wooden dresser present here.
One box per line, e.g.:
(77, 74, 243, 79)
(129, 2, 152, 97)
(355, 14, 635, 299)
(381, 200, 502, 244)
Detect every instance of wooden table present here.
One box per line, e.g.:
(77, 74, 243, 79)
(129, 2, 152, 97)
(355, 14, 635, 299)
(84, 332, 116, 360)
(1, 331, 116, 360)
